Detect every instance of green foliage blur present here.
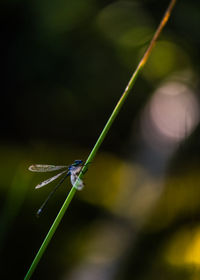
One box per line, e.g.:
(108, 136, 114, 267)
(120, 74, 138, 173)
(1, 0, 200, 279)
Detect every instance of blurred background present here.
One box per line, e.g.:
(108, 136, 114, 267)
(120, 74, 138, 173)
(1, 0, 200, 279)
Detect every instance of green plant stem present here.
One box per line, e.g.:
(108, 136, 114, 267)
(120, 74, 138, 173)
(24, 0, 177, 279)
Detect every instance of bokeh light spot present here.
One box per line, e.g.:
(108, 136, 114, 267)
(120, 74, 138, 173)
(165, 227, 200, 267)
(141, 80, 199, 149)
(96, 1, 152, 46)
(142, 41, 192, 80)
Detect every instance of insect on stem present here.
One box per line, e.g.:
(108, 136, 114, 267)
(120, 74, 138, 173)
(29, 160, 87, 216)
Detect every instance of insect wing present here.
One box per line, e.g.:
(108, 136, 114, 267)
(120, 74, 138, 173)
(71, 175, 84, 190)
(29, 164, 67, 172)
(35, 170, 68, 189)
(70, 166, 84, 190)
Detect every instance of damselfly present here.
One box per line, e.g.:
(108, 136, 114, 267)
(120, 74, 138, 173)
(29, 160, 85, 216)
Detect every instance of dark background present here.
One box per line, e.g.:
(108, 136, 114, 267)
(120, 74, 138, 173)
(1, 0, 200, 279)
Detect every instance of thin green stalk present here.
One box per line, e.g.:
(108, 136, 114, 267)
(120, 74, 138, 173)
(24, 1, 177, 279)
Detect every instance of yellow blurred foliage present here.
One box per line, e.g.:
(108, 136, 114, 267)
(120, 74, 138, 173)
(165, 226, 200, 266)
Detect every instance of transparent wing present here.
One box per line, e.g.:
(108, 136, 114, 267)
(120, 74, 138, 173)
(35, 170, 69, 189)
(70, 167, 84, 190)
(36, 172, 69, 216)
(71, 175, 84, 190)
(29, 164, 67, 172)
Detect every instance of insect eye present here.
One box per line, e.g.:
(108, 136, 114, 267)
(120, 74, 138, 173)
(73, 160, 83, 166)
